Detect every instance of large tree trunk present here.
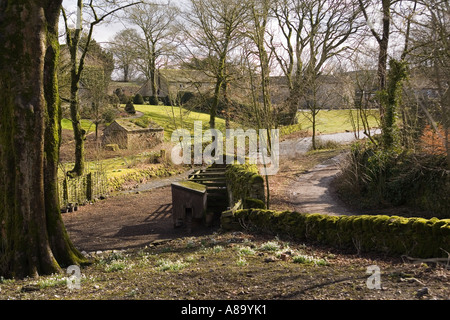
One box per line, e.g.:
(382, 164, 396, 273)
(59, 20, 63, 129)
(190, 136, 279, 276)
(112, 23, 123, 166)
(0, 0, 87, 279)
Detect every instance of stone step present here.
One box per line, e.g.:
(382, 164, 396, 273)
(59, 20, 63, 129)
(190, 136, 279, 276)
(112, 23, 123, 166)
(204, 167, 227, 171)
(191, 171, 226, 176)
(189, 177, 226, 182)
(201, 181, 227, 187)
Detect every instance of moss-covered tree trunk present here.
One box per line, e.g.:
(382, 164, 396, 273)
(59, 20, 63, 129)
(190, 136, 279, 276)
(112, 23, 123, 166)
(0, 0, 87, 279)
(380, 59, 408, 150)
(63, 0, 86, 178)
(67, 72, 86, 178)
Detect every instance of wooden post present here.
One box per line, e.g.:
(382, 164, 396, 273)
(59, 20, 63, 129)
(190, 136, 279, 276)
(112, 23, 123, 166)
(86, 172, 93, 201)
(63, 178, 69, 206)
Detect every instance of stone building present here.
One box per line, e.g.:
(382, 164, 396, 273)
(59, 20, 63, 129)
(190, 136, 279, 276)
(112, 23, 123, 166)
(136, 69, 215, 100)
(102, 119, 164, 150)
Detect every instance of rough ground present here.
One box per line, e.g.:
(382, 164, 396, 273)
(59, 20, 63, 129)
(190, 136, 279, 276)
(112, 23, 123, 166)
(1, 232, 449, 301)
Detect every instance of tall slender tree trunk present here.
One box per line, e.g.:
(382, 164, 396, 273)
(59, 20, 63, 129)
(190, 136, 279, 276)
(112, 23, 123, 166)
(210, 81, 222, 129)
(68, 73, 86, 178)
(0, 0, 87, 279)
(150, 49, 158, 102)
(210, 50, 228, 129)
(377, 0, 391, 119)
(63, 0, 86, 178)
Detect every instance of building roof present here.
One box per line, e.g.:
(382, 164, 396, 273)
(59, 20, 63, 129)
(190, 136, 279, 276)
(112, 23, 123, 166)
(108, 119, 163, 133)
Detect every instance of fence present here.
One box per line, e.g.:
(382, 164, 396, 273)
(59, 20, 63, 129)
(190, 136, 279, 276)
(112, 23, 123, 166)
(58, 169, 109, 211)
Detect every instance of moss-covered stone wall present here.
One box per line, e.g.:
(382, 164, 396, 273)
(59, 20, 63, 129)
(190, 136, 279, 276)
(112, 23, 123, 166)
(224, 209, 450, 259)
(224, 163, 265, 209)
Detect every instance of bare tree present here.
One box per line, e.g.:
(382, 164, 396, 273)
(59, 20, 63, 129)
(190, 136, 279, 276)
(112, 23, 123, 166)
(108, 28, 141, 82)
(358, 0, 395, 117)
(243, 0, 276, 208)
(271, 0, 362, 149)
(407, 0, 450, 165)
(179, 0, 248, 129)
(126, 0, 179, 104)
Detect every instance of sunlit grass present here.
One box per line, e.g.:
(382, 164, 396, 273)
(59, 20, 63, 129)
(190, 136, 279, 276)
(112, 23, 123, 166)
(297, 109, 380, 134)
(61, 118, 95, 133)
(134, 104, 230, 140)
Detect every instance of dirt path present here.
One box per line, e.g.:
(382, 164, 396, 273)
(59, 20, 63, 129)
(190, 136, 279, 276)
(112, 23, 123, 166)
(63, 186, 213, 252)
(276, 130, 377, 215)
(285, 153, 355, 215)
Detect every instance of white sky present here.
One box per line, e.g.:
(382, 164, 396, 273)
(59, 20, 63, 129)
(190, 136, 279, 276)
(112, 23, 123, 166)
(59, 0, 134, 45)
(60, 0, 189, 45)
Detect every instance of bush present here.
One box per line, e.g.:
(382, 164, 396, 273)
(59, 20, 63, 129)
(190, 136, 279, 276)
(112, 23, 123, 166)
(229, 209, 450, 259)
(177, 91, 195, 105)
(102, 106, 119, 123)
(148, 96, 159, 106)
(335, 141, 450, 218)
(125, 101, 136, 114)
(114, 88, 131, 104)
(133, 93, 144, 105)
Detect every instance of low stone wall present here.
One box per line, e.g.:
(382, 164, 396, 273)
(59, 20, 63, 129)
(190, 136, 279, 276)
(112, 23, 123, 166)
(221, 163, 266, 230)
(224, 163, 265, 209)
(127, 129, 164, 150)
(224, 208, 450, 259)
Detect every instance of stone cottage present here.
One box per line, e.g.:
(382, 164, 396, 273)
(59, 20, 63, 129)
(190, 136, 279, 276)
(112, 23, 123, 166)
(102, 119, 164, 150)
(136, 69, 215, 100)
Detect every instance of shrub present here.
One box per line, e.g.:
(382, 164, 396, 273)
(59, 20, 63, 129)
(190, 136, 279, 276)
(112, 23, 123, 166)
(102, 106, 119, 123)
(133, 93, 144, 105)
(177, 91, 195, 105)
(148, 96, 159, 106)
(125, 100, 136, 114)
(335, 141, 450, 218)
(114, 88, 131, 104)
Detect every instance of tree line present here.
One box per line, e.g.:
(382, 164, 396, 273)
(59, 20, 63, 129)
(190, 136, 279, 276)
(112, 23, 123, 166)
(107, 0, 448, 156)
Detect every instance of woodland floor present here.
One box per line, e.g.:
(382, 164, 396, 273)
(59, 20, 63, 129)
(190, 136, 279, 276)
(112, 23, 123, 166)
(0, 131, 448, 302)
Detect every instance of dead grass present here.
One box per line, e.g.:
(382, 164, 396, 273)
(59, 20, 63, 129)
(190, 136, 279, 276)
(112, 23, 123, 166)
(1, 232, 448, 300)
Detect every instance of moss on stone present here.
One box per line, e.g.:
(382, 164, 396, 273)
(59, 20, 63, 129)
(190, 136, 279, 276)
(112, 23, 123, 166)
(227, 209, 450, 258)
(174, 180, 207, 193)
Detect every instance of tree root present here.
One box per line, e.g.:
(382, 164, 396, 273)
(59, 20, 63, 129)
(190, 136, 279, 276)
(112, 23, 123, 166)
(402, 248, 450, 269)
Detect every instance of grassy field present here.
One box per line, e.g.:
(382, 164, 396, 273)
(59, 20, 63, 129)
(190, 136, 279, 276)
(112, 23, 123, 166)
(62, 106, 380, 139)
(61, 118, 95, 132)
(296, 109, 380, 134)
(134, 104, 230, 140)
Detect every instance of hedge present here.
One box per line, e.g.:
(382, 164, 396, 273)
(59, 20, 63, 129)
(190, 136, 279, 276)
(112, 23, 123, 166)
(223, 209, 450, 259)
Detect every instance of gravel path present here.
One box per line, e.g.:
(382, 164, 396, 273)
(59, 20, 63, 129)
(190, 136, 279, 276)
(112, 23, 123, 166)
(279, 130, 379, 216)
(286, 153, 355, 215)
